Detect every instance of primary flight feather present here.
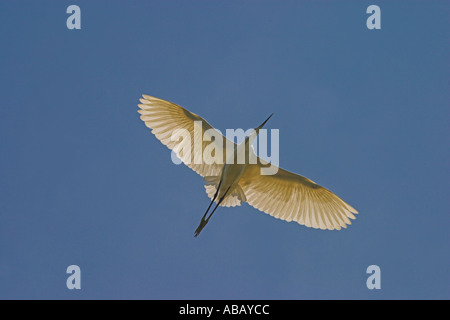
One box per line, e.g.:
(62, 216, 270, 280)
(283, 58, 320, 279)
(138, 95, 358, 236)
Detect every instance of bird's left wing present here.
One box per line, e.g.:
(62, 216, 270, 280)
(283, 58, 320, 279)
(138, 95, 235, 177)
(239, 162, 358, 230)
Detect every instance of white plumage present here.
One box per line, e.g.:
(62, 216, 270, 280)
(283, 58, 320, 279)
(138, 94, 358, 235)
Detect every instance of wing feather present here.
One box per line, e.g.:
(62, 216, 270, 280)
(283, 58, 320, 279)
(239, 163, 358, 230)
(138, 95, 235, 177)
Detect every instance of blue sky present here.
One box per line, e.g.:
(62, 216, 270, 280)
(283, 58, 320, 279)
(0, 1, 448, 299)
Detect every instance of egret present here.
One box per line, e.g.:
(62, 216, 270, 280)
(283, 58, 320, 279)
(138, 95, 358, 237)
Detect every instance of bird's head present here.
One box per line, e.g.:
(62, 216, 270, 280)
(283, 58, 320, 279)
(255, 113, 274, 133)
(245, 113, 274, 146)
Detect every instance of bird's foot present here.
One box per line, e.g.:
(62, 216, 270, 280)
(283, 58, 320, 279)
(194, 217, 209, 237)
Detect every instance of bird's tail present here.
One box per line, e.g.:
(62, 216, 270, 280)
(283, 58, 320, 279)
(204, 176, 247, 207)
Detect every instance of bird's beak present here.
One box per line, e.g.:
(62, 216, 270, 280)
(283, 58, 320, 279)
(255, 113, 274, 132)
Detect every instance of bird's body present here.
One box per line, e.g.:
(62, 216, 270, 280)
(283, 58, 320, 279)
(218, 162, 246, 201)
(138, 95, 358, 236)
(215, 129, 258, 204)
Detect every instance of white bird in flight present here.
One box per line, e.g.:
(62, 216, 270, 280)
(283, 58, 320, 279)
(138, 95, 358, 237)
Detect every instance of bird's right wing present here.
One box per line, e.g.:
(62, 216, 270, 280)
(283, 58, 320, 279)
(138, 95, 235, 177)
(239, 162, 358, 230)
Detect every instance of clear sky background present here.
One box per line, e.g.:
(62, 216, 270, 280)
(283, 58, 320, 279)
(0, 1, 448, 299)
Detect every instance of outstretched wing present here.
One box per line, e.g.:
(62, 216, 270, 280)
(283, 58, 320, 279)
(239, 162, 358, 230)
(138, 95, 234, 177)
